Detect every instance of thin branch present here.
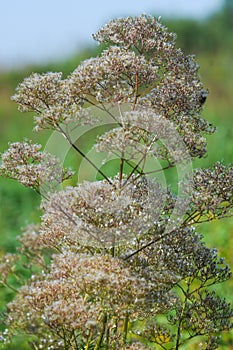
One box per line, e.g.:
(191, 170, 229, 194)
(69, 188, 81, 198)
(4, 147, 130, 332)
(0, 281, 19, 293)
(175, 278, 191, 350)
(94, 313, 108, 350)
(56, 123, 113, 185)
(123, 134, 159, 186)
(122, 234, 163, 260)
(133, 69, 139, 110)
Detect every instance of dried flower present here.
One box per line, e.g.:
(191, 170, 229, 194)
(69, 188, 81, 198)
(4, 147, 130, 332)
(0, 140, 73, 193)
(40, 176, 166, 249)
(183, 162, 233, 223)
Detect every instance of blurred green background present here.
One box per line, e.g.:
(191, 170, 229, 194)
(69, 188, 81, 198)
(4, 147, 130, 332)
(0, 2, 232, 348)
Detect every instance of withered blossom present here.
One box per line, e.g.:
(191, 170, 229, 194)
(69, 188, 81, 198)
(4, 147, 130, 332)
(0, 140, 73, 194)
(183, 162, 233, 224)
(40, 176, 166, 249)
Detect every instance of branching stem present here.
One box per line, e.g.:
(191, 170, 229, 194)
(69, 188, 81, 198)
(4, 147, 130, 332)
(94, 313, 108, 350)
(56, 124, 113, 186)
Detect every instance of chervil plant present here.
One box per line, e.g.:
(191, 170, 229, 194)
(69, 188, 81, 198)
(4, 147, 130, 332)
(0, 15, 232, 350)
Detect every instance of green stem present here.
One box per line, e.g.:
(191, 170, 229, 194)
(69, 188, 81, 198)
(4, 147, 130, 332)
(175, 280, 191, 350)
(106, 326, 110, 350)
(62, 328, 69, 350)
(84, 331, 93, 350)
(123, 312, 129, 344)
(94, 313, 108, 350)
(0, 281, 18, 293)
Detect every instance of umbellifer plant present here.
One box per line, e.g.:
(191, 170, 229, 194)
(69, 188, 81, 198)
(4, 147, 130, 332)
(0, 14, 232, 350)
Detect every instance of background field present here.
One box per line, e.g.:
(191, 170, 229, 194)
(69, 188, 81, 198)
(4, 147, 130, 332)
(0, 4, 232, 349)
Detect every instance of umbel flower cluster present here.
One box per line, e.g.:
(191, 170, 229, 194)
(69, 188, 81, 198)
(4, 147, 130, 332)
(0, 14, 233, 350)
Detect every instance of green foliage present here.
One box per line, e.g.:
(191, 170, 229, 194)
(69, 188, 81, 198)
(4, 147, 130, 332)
(165, 0, 233, 55)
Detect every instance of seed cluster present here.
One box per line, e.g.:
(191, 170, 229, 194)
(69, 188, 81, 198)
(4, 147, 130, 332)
(0, 140, 73, 193)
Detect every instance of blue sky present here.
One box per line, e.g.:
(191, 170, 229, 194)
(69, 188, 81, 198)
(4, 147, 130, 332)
(0, 0, 223, 69)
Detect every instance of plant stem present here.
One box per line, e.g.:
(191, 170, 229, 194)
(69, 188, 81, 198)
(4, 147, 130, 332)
(57, 124, 113, 185)
(175, 280, 190, 350)
(123, 134, 159, 186)
(106, 326, 110, 350)
(133, 70, 139, 110)
(123, 312, 129, 344)
(84, 331, 93, 350)
(94, 313, 108, 350)
(0, 281, 18, 293)
(123, 228, 175, 260)
(119, 154, 124, 185)
(110, 246, 115, 257)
